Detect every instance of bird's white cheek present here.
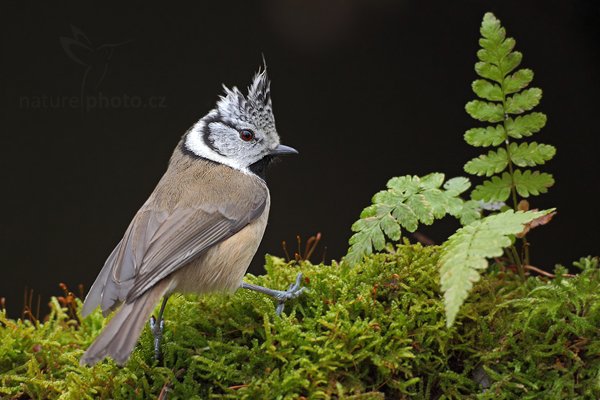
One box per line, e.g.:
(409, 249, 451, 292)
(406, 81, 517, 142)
(185, 121, 248, 173)
(208, 124, 243, 156)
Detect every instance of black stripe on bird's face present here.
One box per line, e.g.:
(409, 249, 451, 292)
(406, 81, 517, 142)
(200, 111, 239, 157)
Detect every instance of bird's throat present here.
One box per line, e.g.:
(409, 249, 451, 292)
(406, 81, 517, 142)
(249, 155, 276, 181)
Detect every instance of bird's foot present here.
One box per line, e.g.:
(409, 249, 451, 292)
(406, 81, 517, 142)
(149, 315, 165, 362)
(275, 273, 307, 315)
(241, 272, 307, 316)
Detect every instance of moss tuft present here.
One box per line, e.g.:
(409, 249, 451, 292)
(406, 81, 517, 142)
(1, 245, 599, 399)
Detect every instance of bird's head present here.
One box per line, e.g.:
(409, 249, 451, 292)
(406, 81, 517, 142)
(185, 68, 297, 173)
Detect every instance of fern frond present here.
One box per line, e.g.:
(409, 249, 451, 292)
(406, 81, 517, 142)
(345, 174, 479, 266)
(503, 68, 533, 94)
(455, 200, 483, 226)
(464, 148, 508, 176)
(443, 176, 471, 196)
(474, 62, 502, 83)
(505, 88, 542, 114)
(464, 12, 555, 209)
(512, 169, 555, 197)
(471, 173, 513, 202)
(439, 209, 552, 327)
(464, 125, 506, 147)
(470, 169, 555, 202)
(505, 113, 546, 138)
(471, 79, 502, 101)
(508, 142, 556, 167)
(465, 100, 504, 123)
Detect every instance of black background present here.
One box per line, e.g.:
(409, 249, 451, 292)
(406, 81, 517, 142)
(1, 1, 599, 318)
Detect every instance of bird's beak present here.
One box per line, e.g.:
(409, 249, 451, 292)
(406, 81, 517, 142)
(270, 144, 298, 155)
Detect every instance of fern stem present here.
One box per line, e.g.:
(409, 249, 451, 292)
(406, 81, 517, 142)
(501, 94, 526, 271)
(522, 238, 530, 266)
(505, 247, 516, 266)
(504, 134, 527, 272)
(510, 245, 525, 280)
(500, 107, 519, 210)
(504, 141, 519, 210)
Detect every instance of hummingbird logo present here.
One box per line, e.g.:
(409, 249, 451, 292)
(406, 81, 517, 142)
(60, 26, 131, 101)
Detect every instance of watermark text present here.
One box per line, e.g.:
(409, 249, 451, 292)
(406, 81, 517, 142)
(19, 93, 167, 111)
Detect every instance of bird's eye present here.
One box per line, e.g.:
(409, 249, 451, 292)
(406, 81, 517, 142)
(239, 129, 255, 142)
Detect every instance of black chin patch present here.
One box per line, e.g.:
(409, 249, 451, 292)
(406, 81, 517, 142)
(249, 155, 278, 180)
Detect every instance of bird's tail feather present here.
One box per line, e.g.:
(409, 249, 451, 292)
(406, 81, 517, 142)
(80, 280, 168, 366)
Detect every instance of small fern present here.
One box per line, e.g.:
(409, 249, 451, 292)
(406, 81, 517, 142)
(439, 209, 552, 327)
(345, 174, 480, 266)
(345, 12, 565, 328)
(464, 12, 555, 207)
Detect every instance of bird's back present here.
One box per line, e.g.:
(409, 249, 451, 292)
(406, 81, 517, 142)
(82, 142, 269, 317)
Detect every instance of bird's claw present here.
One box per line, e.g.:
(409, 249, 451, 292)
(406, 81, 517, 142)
(275, 273, 307, 316)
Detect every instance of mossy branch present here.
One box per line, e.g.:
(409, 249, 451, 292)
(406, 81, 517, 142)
(2, 251, 600, 398)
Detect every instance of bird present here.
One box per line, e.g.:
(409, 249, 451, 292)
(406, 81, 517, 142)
(79, 67, 305, 366)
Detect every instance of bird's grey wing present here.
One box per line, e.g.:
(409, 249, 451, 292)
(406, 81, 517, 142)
(82, 210, 169, 317)
(82, 187, 267, 317)
(126, 201, 267, 301)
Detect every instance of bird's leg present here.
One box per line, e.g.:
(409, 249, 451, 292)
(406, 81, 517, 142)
(241, 272, 306, 315)
(149, 295, 170, 362)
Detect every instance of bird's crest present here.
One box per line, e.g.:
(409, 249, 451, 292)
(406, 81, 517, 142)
(216, 67, 273, 125)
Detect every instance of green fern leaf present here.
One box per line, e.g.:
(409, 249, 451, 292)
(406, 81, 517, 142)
(439, 209, 552, 327)
(509, 142, 556, 167)
(471, 172, 513, 202)
(476, 13, 523, 79)
(477, 36, 515, 63)
(346, 219, 380, 266)
(360, 204, 377, 218)
(405, 194, 434, 225)
(503, 68, 533, 94)
(475, 62, 503, 83)
(464, 148, 508, 176)
(465, 13, 554, 208)
(465, 100, 504, 122)
(512, 169, 555, 197)
(471, 169, 555, 201)
(443, 177, 471, 196)
(505, 87, 542, 114)
(422, 189, 450, 219)
(452, 199, 482, 226)
(380, 214, 401, 241)
(499, 51, 522, 76)
(346, 174, 475, 266)
(445, 196, 465, 216)
(472, 79, 502, 101)
(419, 172, 445, 189)
(351, 216, 385, 249)
(464, 125, 506, 147)
(392, 203, 419, 232)
(387, 176, 420, 198)
(372, 190, 402, 208)
(479, 12, 506, 51)
(505, 112, 547, 138)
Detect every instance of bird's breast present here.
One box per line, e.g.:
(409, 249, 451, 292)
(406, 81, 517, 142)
(171, 194, 270, 294)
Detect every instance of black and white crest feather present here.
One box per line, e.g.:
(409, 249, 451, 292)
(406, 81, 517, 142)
(184, 68, 281, 172)
(248, 69, 272, 108)
(216, 69, 275, 133)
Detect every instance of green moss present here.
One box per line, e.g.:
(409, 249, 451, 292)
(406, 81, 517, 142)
(1, 245, 599, 399)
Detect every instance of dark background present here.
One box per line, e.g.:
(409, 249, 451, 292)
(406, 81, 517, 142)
(1, 1, 599, 318)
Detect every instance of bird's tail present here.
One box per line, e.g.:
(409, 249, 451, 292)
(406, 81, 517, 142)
(80, 280, 169, 366)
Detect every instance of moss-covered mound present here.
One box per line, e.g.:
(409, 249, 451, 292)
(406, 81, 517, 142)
(1, 244, 599, 399)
